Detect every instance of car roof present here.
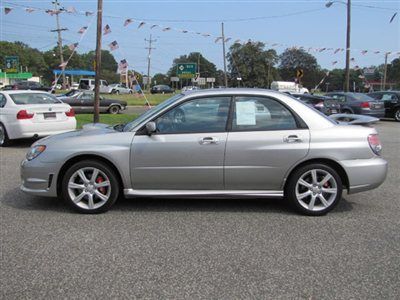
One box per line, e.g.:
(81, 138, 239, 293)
(1, 90, 51, 95)
(181, 88, 292, 98)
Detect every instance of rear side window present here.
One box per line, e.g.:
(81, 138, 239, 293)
(0, 94, 6, 107)
(10, 93, 61, 105)
(381, 94, 397, 101)
(232, 96, 298, 131)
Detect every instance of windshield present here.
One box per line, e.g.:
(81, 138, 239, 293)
(349, 93, 375, 101)
(123, 94, 184, 131)
(10, 93, 62, 105)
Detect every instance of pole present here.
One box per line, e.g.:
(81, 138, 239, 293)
(145, 34, 156, 92)
(93, 0, 103, 123)
(221, 22, 228, 87)
(52, 0, 67, 89)
(383, 52, 388, 91)
(344, 0, 351, 92)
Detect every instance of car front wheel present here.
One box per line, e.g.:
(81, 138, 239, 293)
(394, 108, 400, 122)
(61, 160, 120, 213)
(285, 164, 343, 216)
(108, 105, 120, 114)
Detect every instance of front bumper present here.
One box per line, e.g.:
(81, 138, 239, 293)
(341, 157, 388, 194)
(20, 158, 60, 197)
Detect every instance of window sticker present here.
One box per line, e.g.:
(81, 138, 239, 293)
(236, 101, 256, 125)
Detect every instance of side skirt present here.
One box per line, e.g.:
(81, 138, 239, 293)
(124, 189, 284, 198)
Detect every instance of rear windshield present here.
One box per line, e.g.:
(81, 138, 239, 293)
(349, 93, 375, 101)
(10, 93, 62, 105)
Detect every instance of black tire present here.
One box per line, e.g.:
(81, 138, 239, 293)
(61, 160, 120, 214)
(394, 108, 400, 122)
(285, 163, 343, 216)
(0, 123, 10, 147)
(115, 90, 120, 95)
(108, 105, 120, 114)
(129, 90, 133, 94)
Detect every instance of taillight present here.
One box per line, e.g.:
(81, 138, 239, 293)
(360, 102, 370, 108)
(65, 108, 75, 117)
(17, 110, 34, 120)
(368, 134, 382, 155)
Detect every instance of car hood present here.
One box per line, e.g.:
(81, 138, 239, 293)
(33, 123, 117, 146)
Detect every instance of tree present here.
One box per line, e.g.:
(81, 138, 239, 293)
(167, 52, 218, 79)
(279, 48, 324, 89)
(227, 41, 279, 88)
(152, 73, 169, 85)
(387, 58, 400, 86)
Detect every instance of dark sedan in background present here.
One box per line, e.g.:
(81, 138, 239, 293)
(150, 85, 175, 94)
(2, 81, 52, 92)
(291, 94, 341, 115)
(368, 91, 400, 122)
(60, 90, 127, 114)
(326, 92, 385, 118)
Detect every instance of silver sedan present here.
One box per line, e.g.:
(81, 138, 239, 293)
(20, 89, 388, 215)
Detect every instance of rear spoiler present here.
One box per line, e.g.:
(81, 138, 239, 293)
(329, 114, 379, 126)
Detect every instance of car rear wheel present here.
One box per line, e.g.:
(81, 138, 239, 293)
(285, 164, 343, 216)
(394, 108, 400, 122)
(0, 124, 10, 147)
(61, 160, 119, 213)
(108, 105, 120, 114)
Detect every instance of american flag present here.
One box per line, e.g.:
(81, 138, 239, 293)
(103, 24, 111, 35)
(25, 8, 35, 13)
(4, 7, 12, 14)
(118, 59, 128, 72)
(68, 43, 79, 51)
(124, 19, 133, 26)
(59, 62, 68, 68)
(46, 9, 60, 16)
(78, 26, 88, 34)
(109, 41, 119, 51)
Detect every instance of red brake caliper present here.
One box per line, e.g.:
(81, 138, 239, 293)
(96, 176, 106, 194)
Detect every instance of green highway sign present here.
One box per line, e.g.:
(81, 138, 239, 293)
(5, 56, 19, 73)
(177, 63, 197, 78)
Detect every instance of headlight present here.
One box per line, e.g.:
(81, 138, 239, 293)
(26, 145, 46, 161)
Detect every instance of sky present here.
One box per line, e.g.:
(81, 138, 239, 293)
(0, 0, 399, 76)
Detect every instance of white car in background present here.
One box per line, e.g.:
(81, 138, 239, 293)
(0, 91, 76, 146)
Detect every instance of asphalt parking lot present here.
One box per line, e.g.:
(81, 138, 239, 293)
(1, 121, 399, 299)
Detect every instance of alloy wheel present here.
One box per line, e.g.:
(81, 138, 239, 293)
(295, 169, 338, 212)
(67, 167, 111, 210)
(395, 109, 400, 122)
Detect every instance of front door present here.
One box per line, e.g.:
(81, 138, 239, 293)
(131, 96, 231, 190)
(224, 96, 310, 190)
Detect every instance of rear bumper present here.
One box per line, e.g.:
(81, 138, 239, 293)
(340, 157, 388, 194)
(8, 118, 76, 140)
(359, 109, 385, 118)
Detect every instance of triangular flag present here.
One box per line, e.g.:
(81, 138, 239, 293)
(103, 24, 111, 35)
(150, 24, 158, 29)
(78, 26, 88, 34)
(4, 7, 12, 15)
(214, 37, 223, 43)
(109, 41, 119, 51)
(138, 21, 146, 29)
(162, 27, 171, 32)
(25, 8, 35, 13)
(389, 12, 397, 23)
(85, 11, 94, 16)
(361, 50, 368, 55)
(332, 61, 338, 65)
(225, 38, 232, 43)
(124, 19, 133, 26)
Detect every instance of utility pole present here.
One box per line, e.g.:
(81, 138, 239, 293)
(221, 22, 228, 87)
(93, 0, 103, 123)
(145, 34, 156, 92)
(383, 52, 389, 90)
(344, 0, 351, 92)
(51, 0, 67, 89)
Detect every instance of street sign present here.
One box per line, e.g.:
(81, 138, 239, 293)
(5, 56, 19, 73)
(177, 63, 197, 79)
(296, 69, 304, 78)
(170, 77, 179, 82)
(206, 77, 216, 83)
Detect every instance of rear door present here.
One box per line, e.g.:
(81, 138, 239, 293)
(224, 95, 310, 190)
(78, 92, 95, 113)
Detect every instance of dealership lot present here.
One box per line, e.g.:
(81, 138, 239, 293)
(1, 121, 399, 298)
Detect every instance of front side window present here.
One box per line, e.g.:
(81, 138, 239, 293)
(155, 97, 231, 134)
(80, 92, 94, 101)
(0, 94, 6, 107)
(10, 93, 61, 105)
(232, 96, 298, 131)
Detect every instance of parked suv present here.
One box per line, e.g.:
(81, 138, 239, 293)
(368, 91, 400, 122)
(325, 92, 385, 118)
(79, 78, 109, 93)
(3, 81, 52, 92)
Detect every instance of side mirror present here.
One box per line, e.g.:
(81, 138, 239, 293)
(145, 122, 156, 136)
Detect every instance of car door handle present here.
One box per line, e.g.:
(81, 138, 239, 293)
(199, 137, 219, 145)
(283, 135, 302, 143)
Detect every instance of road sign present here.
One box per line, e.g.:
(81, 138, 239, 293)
(170, 77, 179, 82)
(177, 63, 197, 79)
(206, 77, 215, 83)
(5, 56, 19, 73)
(296, 69, 304, 78)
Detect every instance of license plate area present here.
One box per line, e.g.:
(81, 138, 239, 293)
(44, 112, 57, 119)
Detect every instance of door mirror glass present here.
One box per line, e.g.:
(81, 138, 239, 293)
(145, 122, 157, 135)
